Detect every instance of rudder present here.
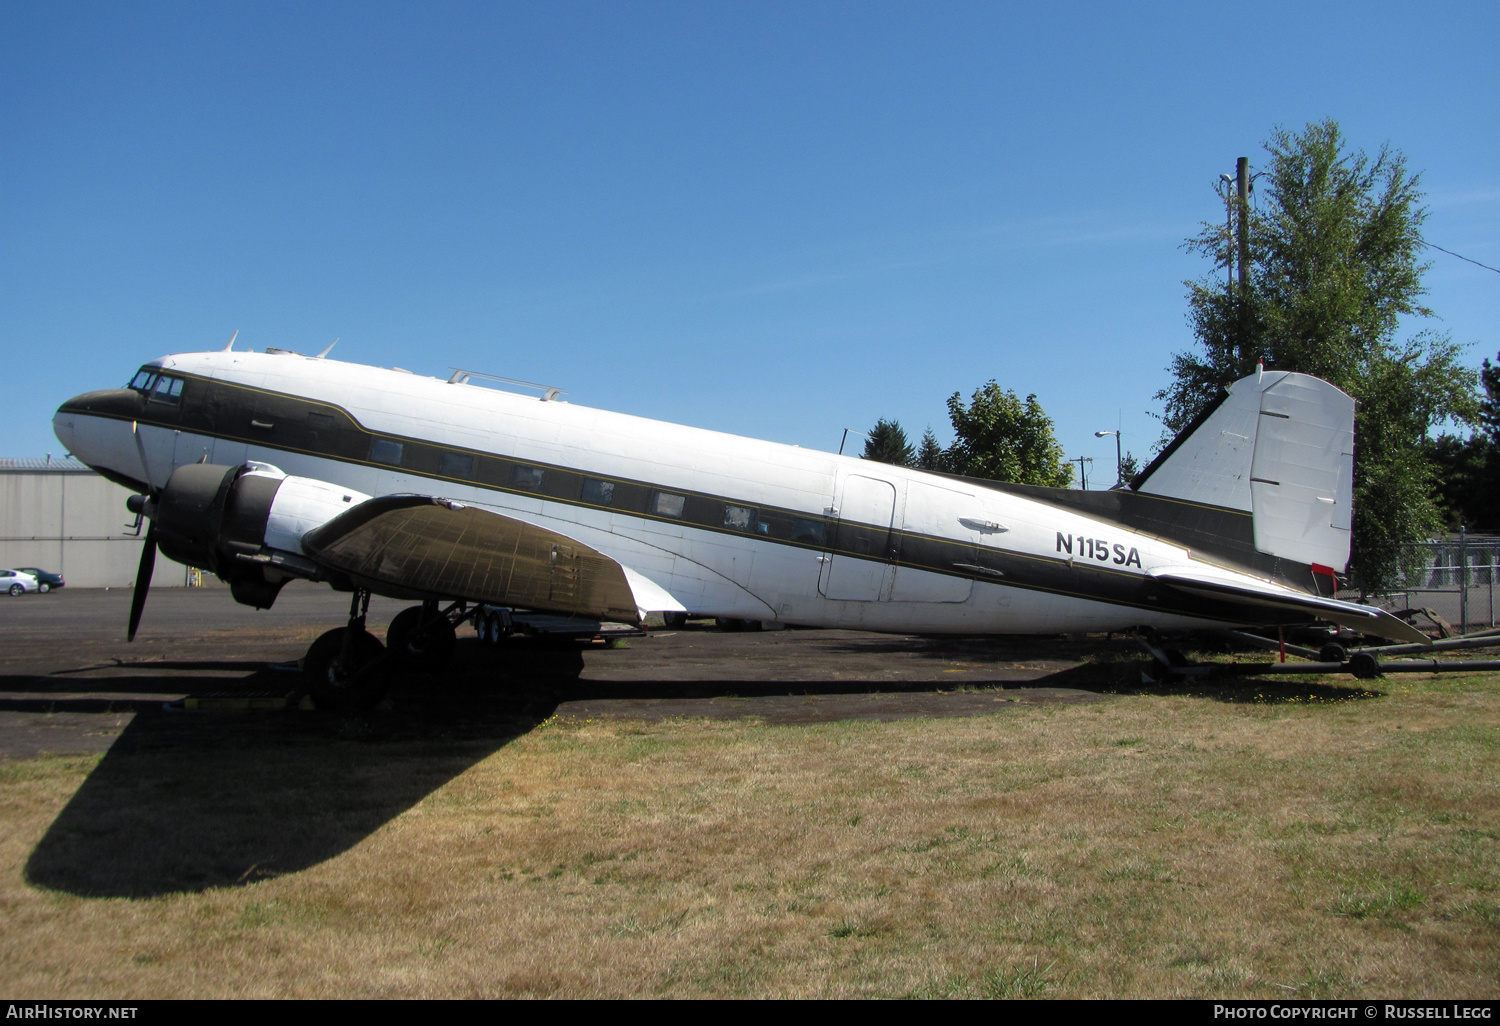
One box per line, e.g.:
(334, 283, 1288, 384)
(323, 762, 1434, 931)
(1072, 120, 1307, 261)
(1134, 370, 1355, 573)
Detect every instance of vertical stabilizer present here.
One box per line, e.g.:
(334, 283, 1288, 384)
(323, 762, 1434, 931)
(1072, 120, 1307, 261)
(1135, 371, 1355, 572)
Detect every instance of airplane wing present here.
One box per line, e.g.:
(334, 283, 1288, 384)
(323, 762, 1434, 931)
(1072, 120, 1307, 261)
(1149, 566, 1430, 646)
(301, 495, 643, 622)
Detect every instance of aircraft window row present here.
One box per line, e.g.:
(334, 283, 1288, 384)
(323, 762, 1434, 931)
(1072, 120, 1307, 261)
(353, 433, 829, 546)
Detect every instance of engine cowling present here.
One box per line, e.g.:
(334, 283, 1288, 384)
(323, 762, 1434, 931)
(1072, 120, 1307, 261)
(150, 462, 370, 608)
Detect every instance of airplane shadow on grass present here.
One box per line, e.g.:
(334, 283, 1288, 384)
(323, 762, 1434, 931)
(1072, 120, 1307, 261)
(21, 637, 1382, 899)
(22, 642, 582, 899)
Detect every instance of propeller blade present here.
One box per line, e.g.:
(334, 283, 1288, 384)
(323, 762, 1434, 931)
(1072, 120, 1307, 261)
(128, 520, 157, 642)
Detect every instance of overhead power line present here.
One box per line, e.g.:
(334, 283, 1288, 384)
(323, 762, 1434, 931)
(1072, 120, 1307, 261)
(1425, 241, 1500, 276)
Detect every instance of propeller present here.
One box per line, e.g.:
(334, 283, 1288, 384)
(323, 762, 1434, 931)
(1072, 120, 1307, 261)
(127, 506, 157, 642)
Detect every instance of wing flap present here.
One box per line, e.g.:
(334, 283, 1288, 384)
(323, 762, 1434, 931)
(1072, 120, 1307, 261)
(303, 496, 641, 622)
(1150, 568, 1430, 646)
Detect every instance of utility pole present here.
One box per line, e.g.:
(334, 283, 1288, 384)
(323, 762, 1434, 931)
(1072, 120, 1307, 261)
(1069, 456, 1092, 490)
(1219, 173, 1235, 287)
(1236, 156, 1251, 293)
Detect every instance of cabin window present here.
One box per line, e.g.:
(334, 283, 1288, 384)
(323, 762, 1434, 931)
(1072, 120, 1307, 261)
(792, 518, 825, 546)
(582, 478, 615, 505)
(440, 452, 474, 479)
(652, 491, 686, 518)
(127, 368, 156, 392)
(306, 412, 335, 429)
(147, 375, 184, 405)
(722, 505, 755, 531)
(511, 465, 545, 490)
(370, 439, 404, 466)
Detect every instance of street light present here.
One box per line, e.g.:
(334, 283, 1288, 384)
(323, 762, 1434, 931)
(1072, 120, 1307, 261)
(1094, 430, 1122, 488)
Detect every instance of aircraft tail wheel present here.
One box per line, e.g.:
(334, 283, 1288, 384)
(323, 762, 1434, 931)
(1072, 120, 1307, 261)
(304, 627, 389, 711)
(387, 605, 458, 669)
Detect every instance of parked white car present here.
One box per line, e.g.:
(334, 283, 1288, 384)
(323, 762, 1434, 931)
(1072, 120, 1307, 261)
(1, 569, 40, 596)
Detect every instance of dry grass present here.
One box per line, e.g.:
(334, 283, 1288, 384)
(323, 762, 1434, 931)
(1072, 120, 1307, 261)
(3, 668, 1499, 998)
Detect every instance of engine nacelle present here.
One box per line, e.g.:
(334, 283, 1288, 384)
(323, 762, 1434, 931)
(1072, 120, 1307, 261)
(152, 462, 370, 608)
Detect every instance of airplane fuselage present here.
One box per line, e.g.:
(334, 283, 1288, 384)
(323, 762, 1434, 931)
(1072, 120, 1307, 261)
(54, 349, 1330, 636)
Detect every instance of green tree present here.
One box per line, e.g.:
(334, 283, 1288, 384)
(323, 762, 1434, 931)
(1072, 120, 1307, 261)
(862, 418, 914, 467)
(1158, 119, 1478, 589)
(915, 427, 945, 472)
(943, 382, 1072, 486)
(1425, 351, 1500, 531)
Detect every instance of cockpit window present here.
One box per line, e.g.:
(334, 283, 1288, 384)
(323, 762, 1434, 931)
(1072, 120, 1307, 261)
(148, 375, 185, 404)
(128, 368, 185, 404)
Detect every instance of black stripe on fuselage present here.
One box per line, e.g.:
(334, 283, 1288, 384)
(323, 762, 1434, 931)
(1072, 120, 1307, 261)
(61, 373, 1306, 627)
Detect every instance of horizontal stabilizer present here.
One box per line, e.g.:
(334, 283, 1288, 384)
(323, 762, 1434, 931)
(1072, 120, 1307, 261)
(303, 495, 642, 622)
(1150, 569, 1430, 646)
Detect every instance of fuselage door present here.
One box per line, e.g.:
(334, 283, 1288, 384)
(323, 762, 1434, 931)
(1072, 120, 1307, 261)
(818, 473, 899, 601)
(890, 480, 977, 603)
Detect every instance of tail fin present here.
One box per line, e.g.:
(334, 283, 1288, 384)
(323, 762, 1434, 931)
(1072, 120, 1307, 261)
(1134, 371, 1354, 573)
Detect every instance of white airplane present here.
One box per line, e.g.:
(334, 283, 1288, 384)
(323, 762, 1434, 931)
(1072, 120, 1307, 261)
(53, 346, 1427, 707)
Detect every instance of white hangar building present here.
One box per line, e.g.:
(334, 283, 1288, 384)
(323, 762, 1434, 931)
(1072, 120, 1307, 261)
(0, 457, 203, 588)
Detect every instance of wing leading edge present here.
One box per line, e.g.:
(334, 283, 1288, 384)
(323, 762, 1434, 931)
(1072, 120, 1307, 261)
(302, 496, 642, 622)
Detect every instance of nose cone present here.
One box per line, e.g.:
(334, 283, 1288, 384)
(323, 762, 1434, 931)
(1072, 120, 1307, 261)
(57, 387, 145, 422)
(54, 388, 150, 491)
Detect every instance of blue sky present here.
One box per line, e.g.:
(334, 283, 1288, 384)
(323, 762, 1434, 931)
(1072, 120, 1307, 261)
(4, 1, 1496, 485)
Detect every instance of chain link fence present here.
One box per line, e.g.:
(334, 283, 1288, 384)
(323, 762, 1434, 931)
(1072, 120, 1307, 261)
(1357, 533, 1500, 633)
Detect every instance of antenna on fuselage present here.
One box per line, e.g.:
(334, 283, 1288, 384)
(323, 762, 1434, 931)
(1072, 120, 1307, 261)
(315, 338, 339, 359)
(222, 330, 239, 352)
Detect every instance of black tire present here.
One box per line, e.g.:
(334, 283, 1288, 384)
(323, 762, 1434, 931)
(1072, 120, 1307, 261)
(304, 627, 389, 711)
(387, 605, 457, 669)
(662, 612, 688, 629)
(37, 583, 50, 594)
(8, 584, 22, 597)
(479, 610, 506, 646)
(1318, 642, 1348, 664)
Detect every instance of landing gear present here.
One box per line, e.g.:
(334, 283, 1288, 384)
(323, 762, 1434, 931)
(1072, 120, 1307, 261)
(303, 589, 389, 711)
(387, 600, 459, 669)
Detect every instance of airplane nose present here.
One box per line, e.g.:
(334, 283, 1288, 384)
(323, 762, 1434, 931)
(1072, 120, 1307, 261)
(56, 387, 145, 422)
(55, 388, 144, 452)
(52, 406, 76, 453)
(53, 388, 149, 486)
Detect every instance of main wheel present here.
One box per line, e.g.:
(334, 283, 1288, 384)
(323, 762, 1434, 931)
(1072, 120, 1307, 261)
(661, 612, 688, 629)
(387, 605, 458, 669)
(304, 627, 389, 711)
(8, 584, 22, 596)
